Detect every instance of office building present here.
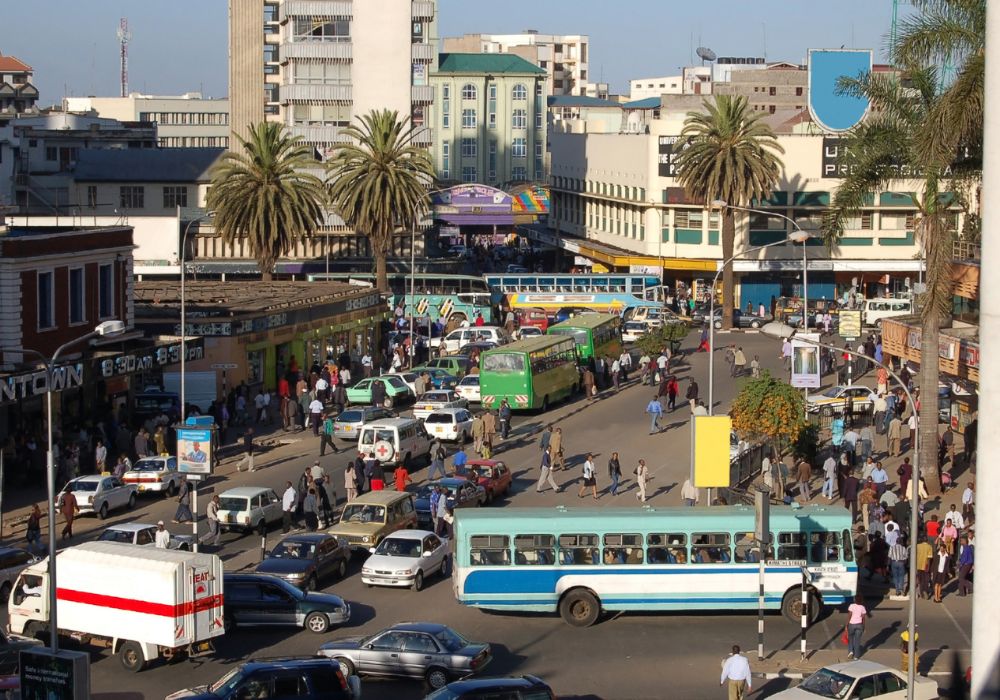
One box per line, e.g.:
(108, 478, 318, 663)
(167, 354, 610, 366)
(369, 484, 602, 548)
(64, 93, 230, 148)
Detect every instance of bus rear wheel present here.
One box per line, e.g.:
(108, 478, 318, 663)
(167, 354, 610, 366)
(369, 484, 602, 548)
(559, 588, 600, 627)
(781, 588, 820, 623)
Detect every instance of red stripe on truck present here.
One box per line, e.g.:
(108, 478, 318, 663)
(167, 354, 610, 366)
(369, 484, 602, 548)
(56, 588, 224, 618)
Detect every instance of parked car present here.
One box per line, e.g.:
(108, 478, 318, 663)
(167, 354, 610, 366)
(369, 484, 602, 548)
(318, 622, 492, 690)
(710, 308, 771, 329)
(327, 490, 418, 551)
(424, 408, 475, 443)
(466, 460, 512, 504)
(432, 327, 509, 354)
(121, 456, 183, 497)
(413, 367, 461, 391)
(333, 406, 395, 441)
(414, 478, 486, 530)
(217, 487, 283, 535)
(254, 533, 351, 591)
(424, 356, 475, 378)
(413, 391, 470, 421)
(806, 385, 879, 415)
(166, 657, 361, 700)
(346, 376, 414, 408)
(57, 475, 137, 520)
(426, 675, 556, 700)
(767, 660, 938, 699)
(455, 375, 481, 403)
(222, 573, 351, 634)
(515, 326, 543, 340)
(360, 530, 450, 591)
(391, 371, 421, 395)
(97, 522, 194, 551)
(622, 321, 649, 344)
(0, 548, 40, 603)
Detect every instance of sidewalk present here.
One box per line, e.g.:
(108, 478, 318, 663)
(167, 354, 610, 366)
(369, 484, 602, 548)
(753, 647, 957, 679)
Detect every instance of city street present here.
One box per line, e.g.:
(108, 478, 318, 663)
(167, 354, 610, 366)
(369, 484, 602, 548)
(0, 331, 969, 699)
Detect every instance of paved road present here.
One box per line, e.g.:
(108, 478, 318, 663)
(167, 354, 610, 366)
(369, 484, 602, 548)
(3, 331, 970, 699)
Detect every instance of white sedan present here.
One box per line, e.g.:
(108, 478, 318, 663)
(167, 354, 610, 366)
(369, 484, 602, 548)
(622, 321, 649, 343)
(57, 475, 137, 520)
(806, 385, 879, 415)
(424, 407, 475, 442)
(412, 390, 469, 421)
(769, 660, 938, 699)
(455, 374, 481, 403)
(360, 530, 450, 591)
(121, 456, 183, 496)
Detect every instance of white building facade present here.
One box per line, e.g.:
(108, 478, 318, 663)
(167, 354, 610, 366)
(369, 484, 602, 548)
(63, 93, 230, 148)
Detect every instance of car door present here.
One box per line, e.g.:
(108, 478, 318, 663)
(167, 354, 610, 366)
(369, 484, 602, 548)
(314, 538, 335, 580)
(850, 674, 878, 699)
(360, 631, 406, 677)
(226, 582, 265, 625)
(874, 672, 908, 698)
(423, 534, 446, 573)
(103, 478, 125, 509)
(265, 490, 282, 523)
(135, 527, 155, 547)
(396, 631, 441, 679)
(258, 581, 298, 626)
(271, 670, 310, 699)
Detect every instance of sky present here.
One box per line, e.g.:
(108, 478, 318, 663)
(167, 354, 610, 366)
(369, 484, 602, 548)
(1, 0, 898, 105)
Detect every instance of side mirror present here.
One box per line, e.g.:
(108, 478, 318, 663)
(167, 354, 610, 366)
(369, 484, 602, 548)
(368, 547, 377, 554)
(422, 551, 432, 558)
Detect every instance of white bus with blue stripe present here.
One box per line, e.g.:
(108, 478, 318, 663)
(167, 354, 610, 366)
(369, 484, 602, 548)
(452, 504, 857, 627)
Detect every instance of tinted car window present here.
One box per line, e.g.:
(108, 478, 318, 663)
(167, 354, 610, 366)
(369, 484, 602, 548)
(272, 672, 308, 697)
(227, 583, 262, 602)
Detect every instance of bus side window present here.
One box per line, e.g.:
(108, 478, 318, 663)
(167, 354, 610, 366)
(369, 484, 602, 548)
(841, 529, 854, 562)
(809, 531, 840, 563)
(514, 534, 555, 566)
(558, 534, 599, 565)
(777, 532, 807, 560)
(603, 533, 643, 564)
(691, 533, 731, 564)
(733, 532, 758, 563)
(647, 533, 686, 564)
(469, 535, 510, 567)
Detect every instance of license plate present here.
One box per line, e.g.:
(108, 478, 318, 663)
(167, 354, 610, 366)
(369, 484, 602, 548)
(424, 405, 433, 411)
(434, 427, 443, 433)
(137, 485, 146, 492)
(344, 426, 352, 431)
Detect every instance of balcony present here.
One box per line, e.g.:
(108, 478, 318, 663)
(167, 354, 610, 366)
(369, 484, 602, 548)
(412, 1, 435, 19)
(411, 85, 434, 104)
(953, 239, 981, 261)
(412, 126, 433, 146)
(280, 83, 352, 103)
(288, 125, 352, 144)
(282, 41, 353, 61)
(280, 0, 352, 21)
(411, 42, 434, 62)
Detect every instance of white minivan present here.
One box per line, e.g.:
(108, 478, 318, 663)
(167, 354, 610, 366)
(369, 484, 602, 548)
(358, 417, 433, 471)
(862, 297, 913, 327)
(431, 326, 510, 354)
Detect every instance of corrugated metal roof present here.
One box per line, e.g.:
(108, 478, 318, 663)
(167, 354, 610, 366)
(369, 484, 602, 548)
(73, 147, 224, 183)
(437, 53, 546, 75)
(622, 97, 661, 109)
(547, 95, 620, 108)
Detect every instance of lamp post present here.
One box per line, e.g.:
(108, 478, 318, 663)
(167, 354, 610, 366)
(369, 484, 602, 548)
(704, 203, 810, 415)
(179, 212, 214, 423)
(3, 320, 126, 652)
(762, 321, 921, 700)
(409, 187, 451, 362)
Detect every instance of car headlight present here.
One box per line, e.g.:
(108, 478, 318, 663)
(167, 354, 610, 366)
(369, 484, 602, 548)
(361, 567, 373, 574)
(362, 535, 372, 543)
(239, 514, 250, 524)
(286, 571, 305, 579)
(395, 569, 413, 576)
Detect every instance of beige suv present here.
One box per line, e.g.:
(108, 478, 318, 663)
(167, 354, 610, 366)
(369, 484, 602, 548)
(328, 490, 417, 551)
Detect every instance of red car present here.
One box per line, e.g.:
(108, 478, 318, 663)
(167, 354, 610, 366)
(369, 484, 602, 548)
(466, 459, 512, 504)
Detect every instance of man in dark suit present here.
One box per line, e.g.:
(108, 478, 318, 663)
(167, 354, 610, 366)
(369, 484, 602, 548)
(843, 472, 860, 522)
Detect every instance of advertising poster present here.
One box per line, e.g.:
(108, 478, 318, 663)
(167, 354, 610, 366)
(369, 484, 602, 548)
(791, 333, 822, 388)
(19, 648, 90, 700)
(176, 427, 213, 475)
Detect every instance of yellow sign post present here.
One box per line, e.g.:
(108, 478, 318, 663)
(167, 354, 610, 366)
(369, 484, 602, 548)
(692, 415, 732, 488)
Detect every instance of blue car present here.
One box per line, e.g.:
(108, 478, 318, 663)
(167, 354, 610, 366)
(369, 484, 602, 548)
(413, 367, 460, 390)
(413, 478, 486, 529)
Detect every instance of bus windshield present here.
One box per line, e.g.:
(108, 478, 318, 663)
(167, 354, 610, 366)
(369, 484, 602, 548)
(482, 353, 525, 373)
(547, 328, 588, 345)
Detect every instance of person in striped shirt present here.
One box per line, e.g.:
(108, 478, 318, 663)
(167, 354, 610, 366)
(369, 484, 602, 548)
(888, 534, 909, 596)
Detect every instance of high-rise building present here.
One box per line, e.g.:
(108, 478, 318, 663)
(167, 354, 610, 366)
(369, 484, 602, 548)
(228, 0, 437, 154)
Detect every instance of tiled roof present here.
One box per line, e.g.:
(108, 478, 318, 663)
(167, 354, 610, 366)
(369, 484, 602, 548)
(0, 55, 32, 73)
(436, 53, 546, 75)
(73, 148, 224, 183)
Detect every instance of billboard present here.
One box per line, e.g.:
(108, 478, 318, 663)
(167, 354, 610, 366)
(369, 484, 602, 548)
(791, 333, 822, 388)
(657, 136, 690, 178)
(20, 648, 90, 700)
(176, 426, 214, 475)
(692, 415, 732, 488)
(808, 49, 872, 133)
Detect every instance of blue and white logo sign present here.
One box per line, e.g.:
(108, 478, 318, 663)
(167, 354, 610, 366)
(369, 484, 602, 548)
(808, 49, 873, 132)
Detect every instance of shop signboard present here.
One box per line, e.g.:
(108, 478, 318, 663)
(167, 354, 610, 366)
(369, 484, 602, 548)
(0, 363, 84, 406)
(97, 339, 205, 379)
(657, 136, 689, 178)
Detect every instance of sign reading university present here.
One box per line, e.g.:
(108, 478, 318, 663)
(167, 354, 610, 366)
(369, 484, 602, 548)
(657, 136, 689, 178)
(1, 363, 84, 406)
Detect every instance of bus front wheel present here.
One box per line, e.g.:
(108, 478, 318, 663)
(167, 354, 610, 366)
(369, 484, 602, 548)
(781, 588, 820, 623)
(559, 588, 600, 627)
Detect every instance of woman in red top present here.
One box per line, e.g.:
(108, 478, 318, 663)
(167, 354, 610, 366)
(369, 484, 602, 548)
(925, 514, 941, 540)
(394, 465, 412, 493)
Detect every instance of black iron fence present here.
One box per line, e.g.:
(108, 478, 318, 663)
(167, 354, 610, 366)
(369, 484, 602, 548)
(719, 441, 773, 505)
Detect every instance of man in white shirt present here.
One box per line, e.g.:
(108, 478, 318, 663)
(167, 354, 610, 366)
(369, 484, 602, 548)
(254, 391, 266, 423)
(656, 352, 669, 375)
(961, 482, 975, 520)
(720, 644, 752, 699)
(822, 454, 837, 500)
(282, 481, 297, 533)
(681, 478, 699, 506)
(361, 352, 373, 378)
(154, 521, 171, 549)
(945, 504, 965, 531)
(907, 413, 918, 452)
(309, 397, 325, 436)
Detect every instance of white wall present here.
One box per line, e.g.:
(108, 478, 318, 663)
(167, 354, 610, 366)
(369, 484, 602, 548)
(352, 0, 412, 119)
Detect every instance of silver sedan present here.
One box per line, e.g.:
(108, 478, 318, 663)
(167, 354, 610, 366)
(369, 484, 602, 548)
(332, 406, 395, 441)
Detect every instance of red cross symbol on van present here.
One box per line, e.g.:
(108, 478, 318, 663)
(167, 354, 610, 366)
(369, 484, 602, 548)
(375, 443, 391, 459)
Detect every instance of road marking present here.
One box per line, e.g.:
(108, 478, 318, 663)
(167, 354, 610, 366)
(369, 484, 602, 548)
(941, 601, 972, 646)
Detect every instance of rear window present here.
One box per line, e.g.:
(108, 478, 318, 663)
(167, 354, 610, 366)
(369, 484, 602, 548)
(219, 497, 249, 512)
(482, 353, 525, 373)
(337, 410, 363, 422)
(385, 377, 406, 389)
(425, 414, 454, 424)
(361, 428, 396, 445)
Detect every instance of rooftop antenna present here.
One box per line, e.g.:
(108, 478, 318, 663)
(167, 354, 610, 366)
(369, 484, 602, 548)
(117, 17, 132, 98)
(762, 23, 767, 61)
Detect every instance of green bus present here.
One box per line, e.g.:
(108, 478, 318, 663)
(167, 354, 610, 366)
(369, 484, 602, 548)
(546, 313, 623, 364)
(479, 336, 579, 411)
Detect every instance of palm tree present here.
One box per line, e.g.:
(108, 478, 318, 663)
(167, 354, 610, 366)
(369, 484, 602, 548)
(893, 0, 984, 169)
(674, 95, 785, 329)
(207, 122, 326, 280)
(326, 109, 435, 291)
(822, 67, 955, 491)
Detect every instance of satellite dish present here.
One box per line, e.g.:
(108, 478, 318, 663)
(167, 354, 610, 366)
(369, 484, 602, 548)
(696, 47, 717, 62)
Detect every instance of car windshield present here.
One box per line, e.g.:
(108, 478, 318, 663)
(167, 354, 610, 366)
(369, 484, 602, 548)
(340, 504, 386, 523)
(270, 541, 316, 559)
(433, 627, 468, 653)
(67, 481, 98, 492)
(97, 529, 135, 543)
(337, 410, 363, 423)
(797, 668, 854, 699)
(219, 497, 248, 512)
(821, 387, 844, 398)
(131, 459, 166, 472)
(482, 353, 525, 373)
(459, 376, 479, 386)
(375, 538, 422, 558)
(425, 414, 455, 424)
(208, 667, 246, 694)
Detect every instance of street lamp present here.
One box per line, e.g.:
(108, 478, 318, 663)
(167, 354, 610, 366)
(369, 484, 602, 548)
(761, 321, 921, 700)
(409, 187, 451, 361)
(3, 319, 126, 652)
(704, 203, 810, 415)
(180, 212, 214, 422)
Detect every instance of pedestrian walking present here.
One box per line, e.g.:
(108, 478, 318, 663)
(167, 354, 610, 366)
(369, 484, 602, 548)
(646, 395, 663, 434)
(173, 475, 193, 523)
(796, 457, 812, 501)
(957, 536, 974, 596)
(719, 645, 752, 700)
(471, 413, 485, 454)
(889, 535, 909, 596)
(453, 446, 468, 476)
(344, 462, 358, 502)
(309, 396, 324, 436)
(932, 542, 950, 602)
(608, 452, 622, 496)
(611, 357, 621, 391)
(238, 428, 255, 472)
(499, 399, 512, 439)
(635, 459, 649, 503)
(482, 411, 497, 450)
(681, 477, 699, 506)
(94, 440, 107, 473)
(961, 481, 975, 521)
(888, 416, 902, 456)
(25, 504, 42, 555)
(394, 464, 412, 492)
(302, 488, 320, 531)
(667, 376, 679, 410)
(539, 425, 552, 454)
(154, 520, 171, 549)
(60, 490, 79, 539)
(845, 594, 869, 659)
(781, 337, 792, 368)
(822, 453, 837, 500)
(201, 495, 222, 547)
(550, 427, 565, 471)
(686, 379, 699, 412)
(536, 446, 560, 493)
(319, 413, 340, 456)
(578, 454, 598, 500)
(428, 441, 447, 481)
(282, 481, 297, 533)
(915, 536, 934, 599)
(733, 347, 747, 377)
(583, 367, 596, 399)
(907, 413, 917, 452)
(750, 355, 761, 379)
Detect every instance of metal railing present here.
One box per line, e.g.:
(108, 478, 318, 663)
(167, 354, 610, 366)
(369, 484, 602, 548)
(952, 239, 981, 261)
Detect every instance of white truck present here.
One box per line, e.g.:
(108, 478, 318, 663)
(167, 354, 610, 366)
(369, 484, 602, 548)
(7, 541, 224, 672)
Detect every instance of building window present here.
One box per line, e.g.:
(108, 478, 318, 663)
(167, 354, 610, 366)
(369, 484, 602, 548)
(488, 140, 497, 181)
(119, 186, 144, 210)
(162, 186, 188, 209)
(512, 109, 527, 130)
(769, 86, 776, 96)
(441, 142, 450, 179)
(462, 166, 477, 183)
(293, 61, 351, 85)
(535, 103, 543, 129)
(488, 84, 497, 129)
(69, 267, 85, 325)
(674, 209, 705, 229)
(37, 271, 55, 330)
(292, 18, 350, 42)
(45, 147, 57, 161)
(535, 142, 543, 176)
(795, 86, 803, 96)
(512, 166, 527, 181)
(461, 138, 477, 158)
(98, 263, 114, 319)
(512, 84, 527, 101)
(441, 85, 450, 128)
(462, 109, 477, 129)
(461, 83, 477, 100)
(86, 185, 98, 208)
(292, 103, 351, 126)
(512, 138, 527, 159)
